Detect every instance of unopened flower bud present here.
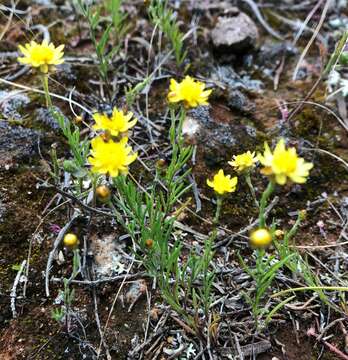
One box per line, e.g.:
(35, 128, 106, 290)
(299, 209, 307, 220)
(101, 130, 111, 142)
(145, 239, 154, 248)
(275, 229, 284, 238)
(96, 185, 111, 202)
(74, 115, 83, 124)
(249, 228, 272, 248)
(340, 52, 348, 65)
(156, 159, 166, 168)
(63, 233, 79, 248)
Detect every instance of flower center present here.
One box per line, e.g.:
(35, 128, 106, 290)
(273, 150, 297, 173)
(32, 46, 54, 63)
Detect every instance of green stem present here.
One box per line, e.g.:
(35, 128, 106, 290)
(255, 248, 265, 277)
(92, 175, 97, 207)
(206, 196, 223, 243)
(164, 106, 187, 216)
(50, 146, 59, 182)
(41, 74, 52, 108)
(245, 172, 259, 208)
(258, 181, 275, 228)
(272, 286, 348, 298)
(177, 107, 186, 146)
(213, 197, 223, 225)
(283, 211, 302, 247)
(323, 30, 348, 76)
(253, 247, 266, 329)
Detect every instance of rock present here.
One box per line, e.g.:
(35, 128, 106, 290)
(210, 65, 263, 93)
(125, 280, 147, 304)
(211, 13, 259, 52)
(183, 106, 258, 168)
(227, 89, 255, 114)
(89, 233, 126, 277)
(56, 63, 77, 83)
(34, 107, 65, 133)
(0, 90, 30, 120)
(255, 40, 298, 80)
(0, 121, 40, 169)
(210, 66, 262, 113)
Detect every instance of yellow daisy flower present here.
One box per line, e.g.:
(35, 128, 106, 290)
(168, 76, 212, 108)
(18, 40, 64, 73)
(92, 107, 137, 137)
(228, 151, 258, 172)
(88, 137, 137, 177)
(249, 228, 272, 247)
(207, 169, 238, 195)
(258, 138, 313, 185)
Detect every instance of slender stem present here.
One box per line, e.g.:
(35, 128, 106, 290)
(204, 197, 223, 245)
(91, 174, 98, 208)
(213, 197, 222, 225)
(283, 211, 302, 247)
(164, 106, 186, 216)
(255, 248, 265, 288)
(50, 146, 59, 182)
(245, 172, 259, 208)
(272, 286, 348, 298)
(200, 195, 222, 318)
(41, 74, 52, 108)
(177, 107, 186, 147)
(258, 181, 275, 228)
(323, 30, 348, 76)
(253, 247, 266, 329)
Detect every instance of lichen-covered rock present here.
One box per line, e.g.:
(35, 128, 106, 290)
(89, 233, 126, 277)
(210, 65, 263, 93)
(0, 91, 30, 120)
(211, 13, 259, 52)
(183, 106, 258, 169)
(0, 121, 40, 169)
(34, 107, 66, 133)
(227, 89, 255, 114)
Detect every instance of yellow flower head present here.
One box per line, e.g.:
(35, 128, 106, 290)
(88, 136, 137, 177)
(228, 151, 258, 172)
(93, 107, 137, 137)
(168, 76, 212, 108)
(207, 169, 238, 195)
(18, 40, 64, 73)
(258, 138, 313, 185)
(250, 228, 272, 247)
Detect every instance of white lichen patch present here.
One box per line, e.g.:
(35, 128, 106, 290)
(89, 233, 126, 277)
(182, 116, 200, 137)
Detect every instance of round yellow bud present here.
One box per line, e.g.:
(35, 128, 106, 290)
(63, 233, 79, 248)
(156, 159, 166, 168)
(275, 229, 284, 238)
(101, 130, 111, 142)
(96, 185, 111, 202)
(249, 228, 272, 248)
(145, 239, 154, 248)
(299, 209, 307, 220)
(74, 115, 83, 124)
